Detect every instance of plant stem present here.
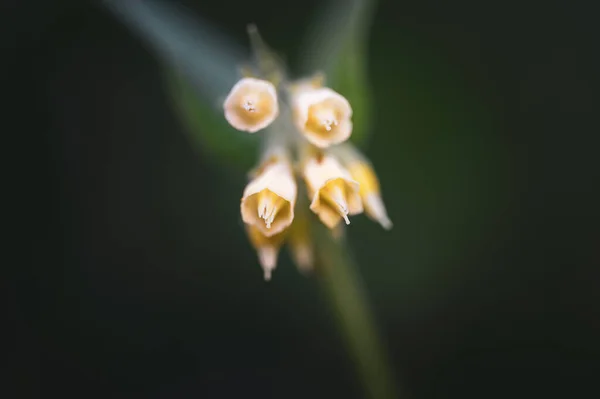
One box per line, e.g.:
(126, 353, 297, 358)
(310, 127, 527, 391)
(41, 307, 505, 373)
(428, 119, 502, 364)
(315, 227, 398, 399)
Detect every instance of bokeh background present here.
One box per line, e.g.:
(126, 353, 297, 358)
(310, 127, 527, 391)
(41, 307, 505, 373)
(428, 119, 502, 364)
(6, 0, 598, 398)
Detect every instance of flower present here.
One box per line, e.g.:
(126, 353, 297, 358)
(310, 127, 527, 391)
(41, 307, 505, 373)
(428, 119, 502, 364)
(303, 154, 363, 229)
(223, 77, 279, 133)
(347, 161, 393, 230)
(217, 27, 392, 280)
(240, 155, 297, 237)
(292, 86, 353, 148)
(245, 224, 286, 281)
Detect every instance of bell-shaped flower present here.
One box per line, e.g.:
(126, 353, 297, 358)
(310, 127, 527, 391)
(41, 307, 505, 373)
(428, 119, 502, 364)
(223, 77, 279, 133)
(245, 225, 286, 281)
(240, 157, 297, 237)
(292, 87, 353, 148)
(347, 160, 393, 230)
(303, 155, 363, 229)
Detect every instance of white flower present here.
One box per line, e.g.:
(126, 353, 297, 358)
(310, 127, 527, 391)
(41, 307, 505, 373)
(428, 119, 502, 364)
(347, 161, 393, 230)
(303, 155, 363, 229)
(223, 77, 279, 133)
(245, 225, 286, 281)
(292, 87, 353, 148)
(240, 157, 297, 237)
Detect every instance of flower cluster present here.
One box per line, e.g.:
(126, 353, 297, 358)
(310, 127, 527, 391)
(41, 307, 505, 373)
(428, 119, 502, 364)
(222, 39, 391, 281)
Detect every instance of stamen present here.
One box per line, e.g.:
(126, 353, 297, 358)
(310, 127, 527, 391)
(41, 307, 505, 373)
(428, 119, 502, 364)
(331, 188, 348, 213)
(324, 183, 351, 225)
(258, 198, 267, 218)
(309, 107, 339, 133)
(263, 203, 275, 228)
(341, 212, 350, 225)
(265, 209, 277, 229)
(322, 118, 338, 131)
(243, 99, 256, 112)
(258, 191, 282, 229)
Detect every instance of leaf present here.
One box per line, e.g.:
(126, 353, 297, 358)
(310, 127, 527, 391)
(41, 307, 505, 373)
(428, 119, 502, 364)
(164, 70, 258, 170)
(105, 0, 255, 167)
(300, 0, 377, 146)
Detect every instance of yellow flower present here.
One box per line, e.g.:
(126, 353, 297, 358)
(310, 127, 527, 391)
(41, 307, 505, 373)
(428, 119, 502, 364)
(245, 224, 286, 281)
(240, 156, 297, 237)
(292, 86, 353, 148)
(223, 77, 279, 133)
(347, 161, 393, 230)
(303, 154, 363, 229)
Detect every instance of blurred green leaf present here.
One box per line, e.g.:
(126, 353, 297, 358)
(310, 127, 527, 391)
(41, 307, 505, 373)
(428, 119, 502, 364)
(164, 71, 258, 170)
(105, 0, 255, 167)
(300, 0, 377, 146)
(332, 38, 373, 147)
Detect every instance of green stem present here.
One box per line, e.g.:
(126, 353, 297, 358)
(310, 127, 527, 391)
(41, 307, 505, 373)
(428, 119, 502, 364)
(315, 227, 398, 399)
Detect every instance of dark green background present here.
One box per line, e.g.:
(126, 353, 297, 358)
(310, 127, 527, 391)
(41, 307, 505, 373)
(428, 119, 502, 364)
(6, 0, 597, 398)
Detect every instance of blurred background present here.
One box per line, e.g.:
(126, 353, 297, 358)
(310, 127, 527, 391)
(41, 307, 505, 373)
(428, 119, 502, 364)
(5, 0, 598, 398)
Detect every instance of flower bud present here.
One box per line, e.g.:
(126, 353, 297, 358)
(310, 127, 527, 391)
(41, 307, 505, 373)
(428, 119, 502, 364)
(331, 223, 346, 242)
(303, 155, 363, 229)
(347, 161, 393, 230)
(292, 87, 353, 148)
(287, 211, 314, 273)
(245, 225, 286, 281)
(223, 77, 279, 133)
(240, 156, 297, 237)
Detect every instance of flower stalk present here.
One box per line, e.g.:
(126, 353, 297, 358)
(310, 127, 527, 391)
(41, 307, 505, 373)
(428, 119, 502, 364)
(315, 225, 398, 399)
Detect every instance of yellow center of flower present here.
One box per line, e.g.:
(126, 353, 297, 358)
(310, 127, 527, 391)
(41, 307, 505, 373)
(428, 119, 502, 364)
(242, 99, 256, 112)
(257, 189, 286, 229)
(320, 179, 351, 225)
(237, 92, 274, 123)
(306, 100, 343, 136)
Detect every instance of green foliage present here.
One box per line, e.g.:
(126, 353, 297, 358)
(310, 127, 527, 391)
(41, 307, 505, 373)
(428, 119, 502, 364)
(328, 36, 373, 147)
(106, 0, 254, 168)
(164, 70, 258, 170)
